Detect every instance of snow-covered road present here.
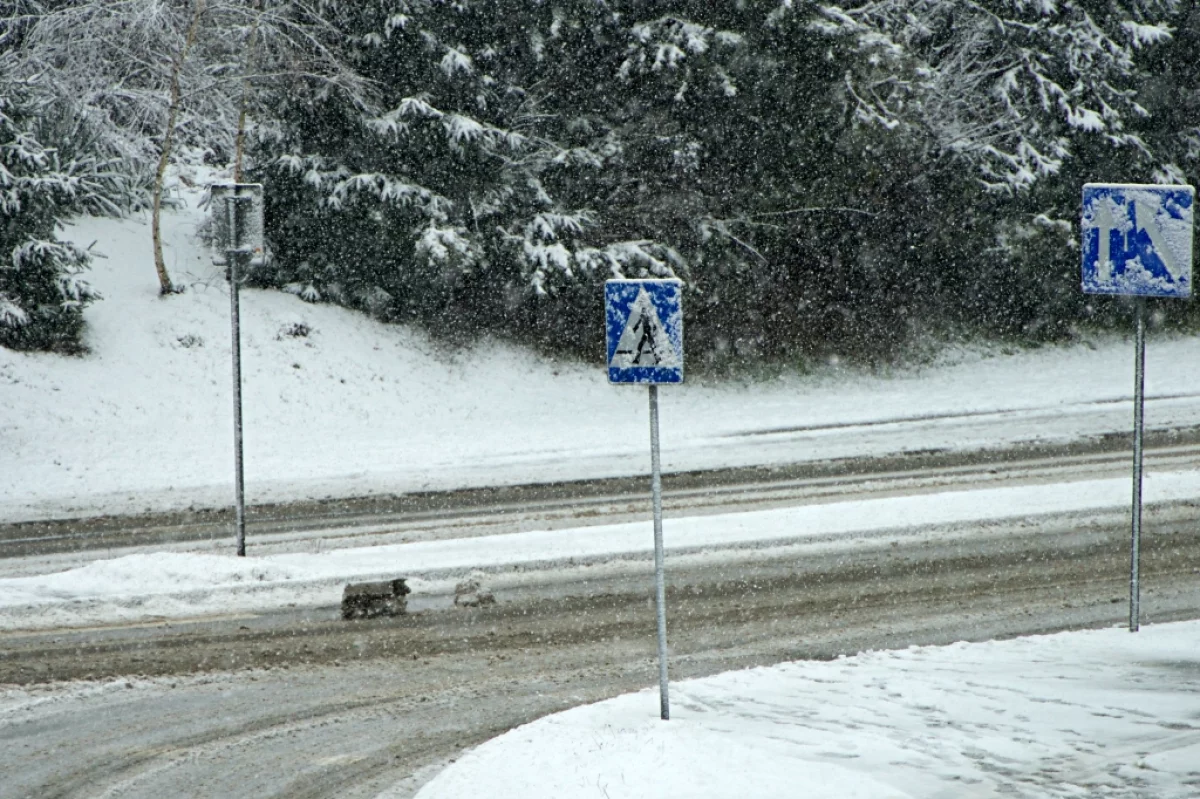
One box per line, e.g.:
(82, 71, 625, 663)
(4, 501, 1199, 799)
(5, 452, 1200, 631)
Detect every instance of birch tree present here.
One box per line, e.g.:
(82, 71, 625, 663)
(6, 0, 362, 294)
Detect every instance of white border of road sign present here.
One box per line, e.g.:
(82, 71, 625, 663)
(605, 279, 684, 384)
(1081, 183, 1194, 298)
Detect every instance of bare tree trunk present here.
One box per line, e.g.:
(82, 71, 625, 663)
(152, 0, 206, 296)
(232, 0, 263, 183)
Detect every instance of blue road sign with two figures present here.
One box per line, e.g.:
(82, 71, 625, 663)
(1081, 183, 1194, 298)
(605, 279, 684, 384)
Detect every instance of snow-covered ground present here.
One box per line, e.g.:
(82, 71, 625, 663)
(4, 181, 1200, 524)
(407, 620, 1200, 799)
(5, 182, 1200, 798)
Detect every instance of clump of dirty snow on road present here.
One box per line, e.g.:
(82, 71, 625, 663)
(408, 620, 1200, 799)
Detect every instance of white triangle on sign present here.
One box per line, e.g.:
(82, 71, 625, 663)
(611, 287, 679, 368)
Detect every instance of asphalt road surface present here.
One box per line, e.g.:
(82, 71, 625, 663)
(4, 429, 1200, 565)
(3, 479, 1200, 797)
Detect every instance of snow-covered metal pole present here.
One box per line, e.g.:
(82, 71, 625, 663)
(1130, 298, 1146, 632)
(226, 192, 247, 558)
(211, 182, 263, 557)
(649, 384, 670, 720)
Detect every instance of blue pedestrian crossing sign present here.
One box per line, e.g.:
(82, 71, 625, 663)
(605, 279, 684, 384)
(1082, 183, 1194, 298)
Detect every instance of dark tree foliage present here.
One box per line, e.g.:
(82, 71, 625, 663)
(0, 70, 99, 353)
(978, 0, 1200, 342)
(235, 0, 1192, 366)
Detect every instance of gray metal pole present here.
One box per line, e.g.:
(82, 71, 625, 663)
(1130, 298, 1146, 631)
(649, 384, 669, 720)
(227, 195, 247, 558)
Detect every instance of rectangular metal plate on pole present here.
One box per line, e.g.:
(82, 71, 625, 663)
(1082, 183, 1193, 298)
(605, 278, 684, 720)
(210, 183, 266, 268)
(1081, 183, 1195, 632)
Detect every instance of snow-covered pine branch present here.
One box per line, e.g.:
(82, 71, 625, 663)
(789, 0, 1179, 189)
(0, 76, 98, 350)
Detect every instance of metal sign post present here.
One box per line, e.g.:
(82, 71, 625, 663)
(648, 383, 668, 720)
(1130, 298, 1146, 630)
(1081, 183, 1194, 631)
(605, 278, 684, 720)
(228, 198, 246, 556)
(211, 183, 264, 557)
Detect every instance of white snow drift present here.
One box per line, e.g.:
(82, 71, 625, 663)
(411, 620, 1200, 799)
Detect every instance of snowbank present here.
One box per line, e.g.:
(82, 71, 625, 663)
(4, 469, 1200, 630)
(410, 620, 1200, 798)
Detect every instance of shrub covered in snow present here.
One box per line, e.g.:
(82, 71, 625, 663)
(0, 75, 99, 353)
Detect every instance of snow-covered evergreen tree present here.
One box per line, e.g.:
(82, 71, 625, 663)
(1132, 1, 1200, 186)
(0, 68, 99, 352)
(250, 0, 1190, 361)
(783, 0, 1181, 190)
(254, 2, 618, 347)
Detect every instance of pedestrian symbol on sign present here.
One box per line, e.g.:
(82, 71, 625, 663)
(611, 288, 680, 369)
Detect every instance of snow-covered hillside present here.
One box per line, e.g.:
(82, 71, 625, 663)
(4, 191, 1200, 525)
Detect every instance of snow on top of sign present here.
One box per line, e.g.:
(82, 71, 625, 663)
(1083, 182, 1193, 190)
(1108, 255, 1180, 295)
(1124, 185, 1193, 276)
(663, 291, 683, 334)
(1081, 192, 1131, 233)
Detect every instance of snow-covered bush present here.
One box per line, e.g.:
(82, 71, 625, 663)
(0, 75, 100, 353)
(250, 2, 619, 351)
